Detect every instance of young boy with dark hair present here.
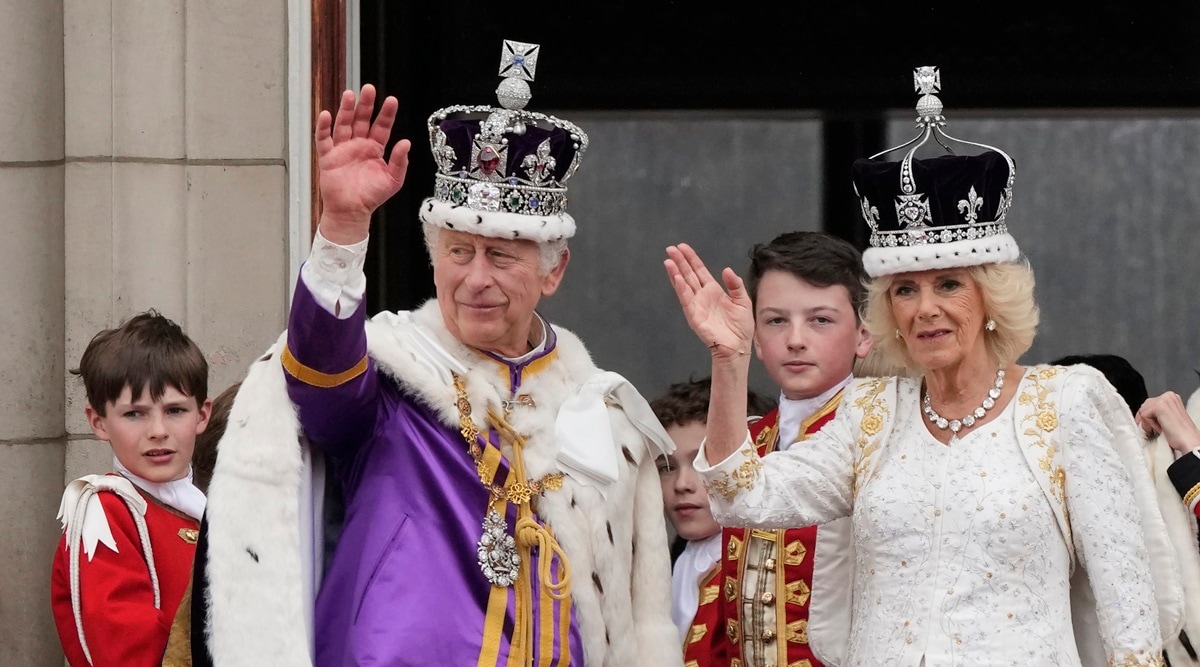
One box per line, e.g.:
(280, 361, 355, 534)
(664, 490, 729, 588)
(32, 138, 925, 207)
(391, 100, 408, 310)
(651, 376, 775, 649)
(665, 231, 873, 667)
(51, 310, 211, 666)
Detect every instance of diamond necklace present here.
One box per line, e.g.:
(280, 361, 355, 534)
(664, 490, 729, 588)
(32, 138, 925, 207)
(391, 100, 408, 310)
(923, 368, 1006, 435)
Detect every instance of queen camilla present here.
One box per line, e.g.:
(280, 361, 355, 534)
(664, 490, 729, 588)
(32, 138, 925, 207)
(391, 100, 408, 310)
(664, 66, 1187, 666)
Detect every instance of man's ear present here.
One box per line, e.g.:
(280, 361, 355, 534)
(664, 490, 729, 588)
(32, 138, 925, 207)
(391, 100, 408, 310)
(85, 404, 110, 442)
(540, 247, 571, 297)
(854, 322, 874, 360)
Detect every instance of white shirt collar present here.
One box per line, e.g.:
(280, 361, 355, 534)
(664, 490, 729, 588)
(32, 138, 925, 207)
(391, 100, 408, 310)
(669, 532, 723, 642)
(500, 313, 549, 364)
(777, 374, 853, 451)
(112, 457, 207, 520)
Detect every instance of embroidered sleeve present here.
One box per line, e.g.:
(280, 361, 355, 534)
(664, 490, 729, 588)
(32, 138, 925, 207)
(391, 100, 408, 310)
(694, 409, 856, 530)
(1060, 371, 1163, 661)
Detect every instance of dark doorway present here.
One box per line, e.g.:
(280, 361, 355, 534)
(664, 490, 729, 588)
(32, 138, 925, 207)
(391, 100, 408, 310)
(357, 2, 1200, 313)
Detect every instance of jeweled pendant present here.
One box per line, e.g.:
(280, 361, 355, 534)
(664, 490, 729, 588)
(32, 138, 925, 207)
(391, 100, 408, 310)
(477, 509, 520, 587)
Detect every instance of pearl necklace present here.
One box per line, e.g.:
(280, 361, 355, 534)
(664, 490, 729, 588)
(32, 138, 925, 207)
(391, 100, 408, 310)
(923, 368, 1006, 436)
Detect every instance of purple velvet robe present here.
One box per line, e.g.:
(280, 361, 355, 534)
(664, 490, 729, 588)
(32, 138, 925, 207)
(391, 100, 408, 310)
(285, 279, 584, 666)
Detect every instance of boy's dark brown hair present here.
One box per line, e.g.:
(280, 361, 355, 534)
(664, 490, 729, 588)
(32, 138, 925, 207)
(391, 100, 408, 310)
(746, 231, 868, 320)
(72, 310, 209, 416)
(651, 375, 776, 429)
(192, 380, 241, 493)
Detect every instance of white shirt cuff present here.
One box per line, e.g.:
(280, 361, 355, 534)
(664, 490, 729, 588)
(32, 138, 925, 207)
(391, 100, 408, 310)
(694, 429, 756, 472)
(300, 227, 368, 319)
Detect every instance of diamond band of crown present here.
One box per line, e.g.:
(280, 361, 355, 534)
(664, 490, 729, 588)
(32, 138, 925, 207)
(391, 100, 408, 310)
(433, 173, 570, 216)
(870, 221, 1010, 248)
(425, 41, 589, 218)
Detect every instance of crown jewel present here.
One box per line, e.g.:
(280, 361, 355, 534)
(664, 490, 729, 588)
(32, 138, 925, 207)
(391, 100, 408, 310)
(851, 66, 1020, 277)
(422, 40, 588, 241)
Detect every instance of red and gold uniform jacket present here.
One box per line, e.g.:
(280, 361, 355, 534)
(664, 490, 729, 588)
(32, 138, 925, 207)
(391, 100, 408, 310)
(51, 482, 199, 667)
(683, 392, 853, 667)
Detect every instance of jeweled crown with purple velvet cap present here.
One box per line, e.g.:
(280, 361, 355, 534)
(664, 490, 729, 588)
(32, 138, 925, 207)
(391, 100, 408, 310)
(420, 40, 589, 244)
(851, 66, 1020, 278)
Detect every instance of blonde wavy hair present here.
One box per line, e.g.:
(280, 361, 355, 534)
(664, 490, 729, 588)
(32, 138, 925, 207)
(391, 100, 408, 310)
(862, 260, 1040, 374)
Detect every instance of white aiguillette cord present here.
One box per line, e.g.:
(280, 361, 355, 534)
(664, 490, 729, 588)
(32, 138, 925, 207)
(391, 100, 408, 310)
(57, 473, 161, 666)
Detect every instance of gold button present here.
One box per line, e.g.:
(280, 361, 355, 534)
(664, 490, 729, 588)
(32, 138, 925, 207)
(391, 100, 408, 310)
(764, 558, 776, 569)
(761, 592, 775, 604)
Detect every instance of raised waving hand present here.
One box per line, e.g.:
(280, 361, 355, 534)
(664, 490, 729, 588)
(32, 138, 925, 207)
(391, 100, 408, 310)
(664, 243, 754, 359)
(315, 84, 412, 244)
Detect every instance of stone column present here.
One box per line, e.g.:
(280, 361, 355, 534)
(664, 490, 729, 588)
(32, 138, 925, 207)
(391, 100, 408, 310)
(0, 0, 67, 663)
(0, 0, 291, 663)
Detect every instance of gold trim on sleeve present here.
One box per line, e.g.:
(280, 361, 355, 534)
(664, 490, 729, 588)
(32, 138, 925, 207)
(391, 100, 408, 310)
(705, 448, 763, 503)
(1184, 483, 1200, 509)
(280, 345, 368, 388)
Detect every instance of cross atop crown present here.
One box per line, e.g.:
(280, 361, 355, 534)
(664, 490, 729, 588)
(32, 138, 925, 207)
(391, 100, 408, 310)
(913, 65, 945, 126)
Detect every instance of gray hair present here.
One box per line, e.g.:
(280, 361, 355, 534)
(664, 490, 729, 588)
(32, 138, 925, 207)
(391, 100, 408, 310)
(421, 221, 568, 276)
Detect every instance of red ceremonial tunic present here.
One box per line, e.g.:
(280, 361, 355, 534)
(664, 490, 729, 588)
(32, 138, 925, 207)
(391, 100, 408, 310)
(681, 562, 724, 664)
(50, 480, 199, 667)
(684, 392, 843, 667)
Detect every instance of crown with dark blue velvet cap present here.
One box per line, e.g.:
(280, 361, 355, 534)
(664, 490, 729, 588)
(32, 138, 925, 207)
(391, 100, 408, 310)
(852, 66, 1020, 277)
(420, 40, 588, 243)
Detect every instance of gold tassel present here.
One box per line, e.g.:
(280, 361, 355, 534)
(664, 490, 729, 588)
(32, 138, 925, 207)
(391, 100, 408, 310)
(490, 408, 573, 666)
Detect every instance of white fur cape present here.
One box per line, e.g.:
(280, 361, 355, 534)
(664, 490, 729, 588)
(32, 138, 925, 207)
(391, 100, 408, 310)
(200, 302, 682, 667)
(1151, 388, 1200, 666)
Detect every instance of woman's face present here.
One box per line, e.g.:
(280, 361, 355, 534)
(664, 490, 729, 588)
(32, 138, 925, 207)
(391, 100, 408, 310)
(888, 268, 988, 372)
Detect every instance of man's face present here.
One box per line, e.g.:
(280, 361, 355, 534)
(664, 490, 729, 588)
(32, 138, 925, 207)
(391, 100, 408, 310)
(753, 271, 873, 400)
(87, 385, 211, 483)
(432, 229, 568, 357)
(657, 421, 721, 542)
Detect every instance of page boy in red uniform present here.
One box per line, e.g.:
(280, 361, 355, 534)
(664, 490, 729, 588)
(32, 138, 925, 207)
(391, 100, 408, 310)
(51, 311, 211, 666)
(668, 232, 873, 667)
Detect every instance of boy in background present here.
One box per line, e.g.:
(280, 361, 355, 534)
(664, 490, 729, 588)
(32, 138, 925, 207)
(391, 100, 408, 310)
(51, 311, 211, 666)
(652, 376, 775, 653)
(666, 231, 874, 667)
